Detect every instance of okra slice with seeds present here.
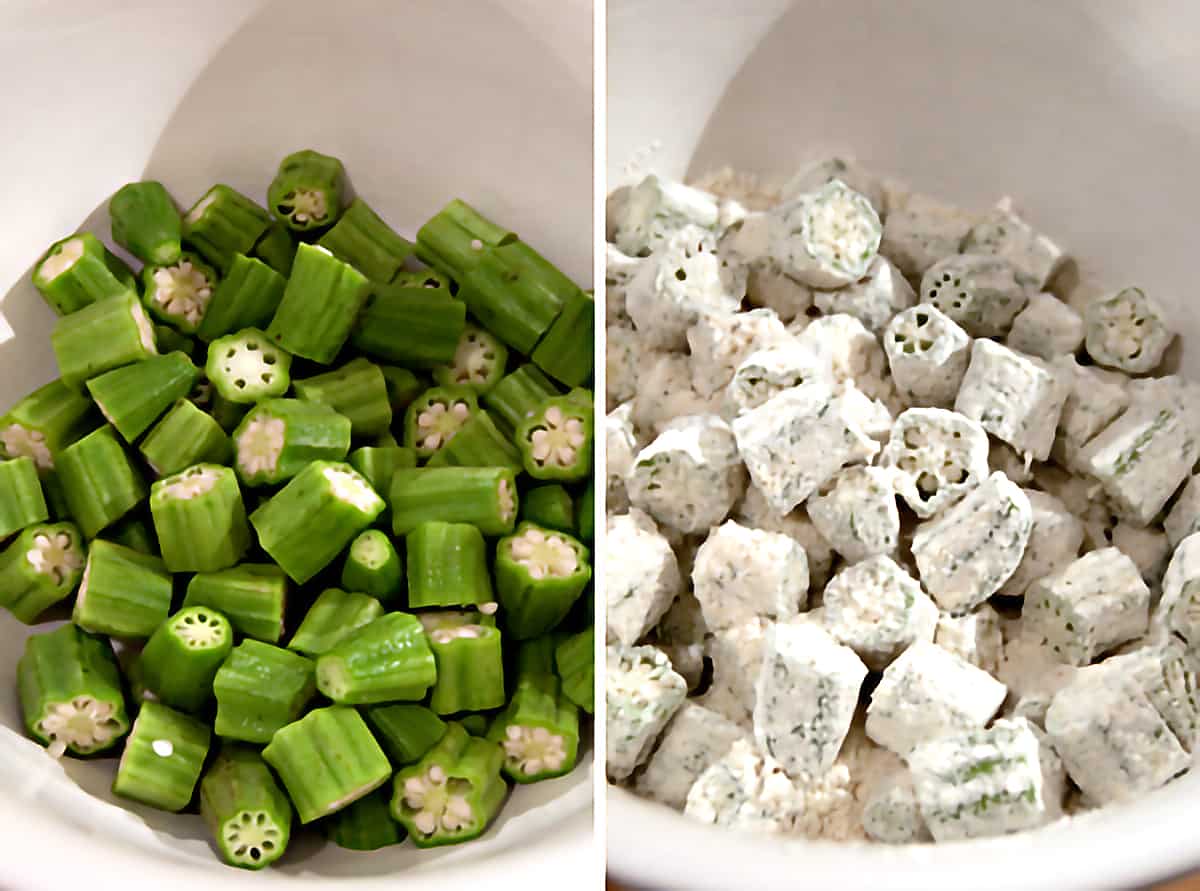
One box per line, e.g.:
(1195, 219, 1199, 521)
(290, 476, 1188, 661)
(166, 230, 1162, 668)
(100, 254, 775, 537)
(184, 564, 287, 644)
(316, 197, 413, 282)
(920, 253, 1028, 338)
(196, 253, 287, 343)
(17, 624, 129, 757)
(432, 323, 510, 395)
(232, 398, 351, 488)
(141, 251, 219, 334)
(205, 327, 292, 404)
(531, 287, 595, 389)
(294, 357, 392, 438)
(149, 464, 250, 573)
(32, 232, 138, 316)
(0, 456, 48, 538)
(495, 522, 591, 640)
(51, 290, 158, 390)
(350, 271, 467, 368)
(515, 395, 593, 483)
(288, 588, 384, 657)
(488, 643, 579, 783)
(73, 539, 171, 637)
(266, 243, 372, 364)
(139, 606, 234, 712)
(483, 363, 561, 437)
(324, 786, 406, 851)
(251, 222, 296, 276)
(404, 386, 479, 458)
(390, 466, 518, 537)
(883, 305, 972, 409)
(109, 181, 183, 266)
(86, 351, 200, 443)
(56, 426, 148, 538)
(423, 409, 523, 471)
(267, 149, 345, 232)
(200, 746, 293, 870)
(363, 703, 448, 765)
(407, 521, 494, 609)
(878, 408, 990, 519)
(520, 484, 575, 535)
(768, 178, 882, 289)
(1084, 286, 1176, 374)
(340, 529, 403, 601)
(0, 378, 97, 470)
(140, 398, 232, 477)
(606, 643, 687, 781)
(0, 521, 85, 623)
(555, 626, 594, 713)
(113, 700, 211, 812)
(213, 640, 316, 743)
(182, 184, 272, 273)
(421, 614, 506, 715)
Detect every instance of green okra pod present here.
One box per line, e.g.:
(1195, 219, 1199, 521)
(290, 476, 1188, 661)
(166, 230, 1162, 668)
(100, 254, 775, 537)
(349, 271, 466, 368)
(40, 469, 72, 522)
(86, 351, 200, 443)
(520, 484, 575, 535)
(99, 513, 157, 555)
(415, 198, 515, 274)
(340, 529, 403, 601)
(315, 611, 437, 705)
(403, 386, 478, 459)
(482, 364, 561, 437)
(232, 399, 351, 487)
(109, 181, 183, 266)
(267, 149, 345, 232)
(32, 232, 139, 316)
(380, 365, 425, 414)
(141, 251, 220, 334)
(209, 391, 250, 434)
(555, 625, 594, 714)
(262, 706, 392, 823)
(149, 464, 250, 573)
(184, 564, 288, 644)
(252, 222, 296, 276)
(422, 614, 506, 715)
(531, 287, 594, 388)
(406, 521, 494, 609)
(362, 703, 448, 765)
(250, 460, 384, 583)
(0, 377, 97, 470)
(140, 399, 232, 477)
(0, 521, 85, 623)
(266, 243, 372, 364)
(73, 539, 172, 637)
(488, 663, 579, 783)
(317, 197, 413, 282)
(576, 480, 594, 543)
(196, 253, 287, 343)
(55, 426, 148, 538)
(426, 411, 521, 472)
(288, 588, 384, 657)
(213, 639, 316, 743)
(323, 787, 405, 851)
(140, 606, 234, 712)
(494, 522, 591, 639)
(0, 457, 48, 539)
(348, 445, 416, 501)
(390, 466, 518, 537)
(458, 713, 491, 737)
(432, 324, 510, 395)
(182, 184, 273, 274)
(51, 291, 158, 391)
(153, 324, 196, 357)
(205, 327, 292, 404)
(18, 623, 129, 756)
(294, 357, 392, 438)
(200, 745, 293, 870)
(515, 395, 593, 482)
(113, 700, 211, 812)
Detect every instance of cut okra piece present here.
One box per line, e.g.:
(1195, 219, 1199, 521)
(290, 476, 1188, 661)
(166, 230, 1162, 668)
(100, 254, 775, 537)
(489, 673, 578, 783)
(0, 377, 97, 470)
(100, 512, 157, 555)
(252, 223, 296, 276)
(266, 244, 371, 364)
(213, 640, 316, 743)
(267, 149, 345, 232)
(140, 398, 231, 477)
(200, 746, 293, 870)
(422, 616, 505, 715)
(556, 626, 594, 714)
(210, 390, 250, 433)
(141, 251, 219, 334)
(883, 305, 972, 409)
(403, 386, 479, 458)
(341, 529, 403, 601)
(920, 253, 1028, 338)
(520, 484, 575, 534)
(348, 445, 416, 502)
(391, 721, 506, 847)
(196, 253, 287, 343)
(515, 395, 593, 482)
(0, 457, 48, 538)
(1085, 287, 1176, 374)
(113, 701, 211, 812)
(607, 643, 687, 781)
(140, 606, 234, 712)
(432, 323, 510, 395)
(363, 703, 448, 765)
(182, 184, 272, 273)
(250, 460, 383, 583)
(205, 327, 292, 404)
(232, 398, 351, 487)
(51, 291, 158, 391)
(1006, 292, 1085, 360)
(878, 408, 990, 519)
(316, 197, 413, 282)
(416, 198, 516, 272)
(350, 271, 467, 368)
(109, 181, 183, 265)
(769, 179, 881, 289)
(390, 466, 518, 537)
(380, 365, 425, 413)
(531, 288, 594, 388)
(496, 522, 591, 640)
(153, 324, 195, 357)
(86, 351, 200, 443)
(288, 588, 385, 657)
(324, 786, 406, 851)
(482, 363, 561, 437)
(184, 564, 288, 644)
(73, 539, 171, 637)
(294, 358, 392, 438)
(149, 464, 250, 573)
(18, 624, 129, 756)
(32, 232, 139, 315)
(423, 409, 523, 472)
(263, 706, 392, 823)
(0, 521, 85, 622)
(56, 426, 148, 538)
(406, 521, 494, 609)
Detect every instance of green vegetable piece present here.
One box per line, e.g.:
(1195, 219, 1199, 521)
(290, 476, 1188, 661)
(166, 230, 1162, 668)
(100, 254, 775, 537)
(51, 291, 158, 390)
(315, 612, 437, 705)
(267, 149, 345, 233)
(432, 323, 510, 395)
(113, 701, 211, 812)
(555, 626, 594, 714)
(391, 466, 518, 537)
(205, 327, 292, 404)
(197, 253, 287, 343)
(317, 197, 413, 282)
(288, 588, 384, 657)
(0, 457, 48, 538)
(250, 460, 384, 583)
(210, 390, 250, 433)
(488, 645, 579, 783)
(415, 198, 515, 273)
(390, 722, 506, 847)
(350, 271, 466, 368)
(348, 445, 416, 500)
(153, 324, 196, 357)
(323, 787, 405, 851)
(0, 521, 85, 622)
(495, 522, 591, 639)
(262, 705, 391, 823)
(18, 624, 129, 756)
(252, 223, 296, 276)
(213, 640, 315, 743)
(184, 564, 288, 644)
(532, 287, 594, 388)
(458, 713, 491, 737)
(117, 645, 156, 715)
(515, 395, 593, 482)
(576, 480, 594, 543)
(232, 398, 351, 487)
(99, 513, 157, 555)
(482, 364, 560, 438)
(266, 243, 371, 364)
(72, 539, 171, 637)
(423, 409, 521, 472)
(294, 357, 392, 438)
(406, 521, 494, 609)
(182, 184, 272, 274)
(140, 399, 232, 477)
(56, 426, 147, 538)
(141, 250, 220, 335)
(379, 365, 425, 413)
(109, 181, 183, 266)
(403, 386, 478, 459)
(140, 606, 234, 712)
(149, 464, 250, 573)
(200, 745, 293, 870)
(32, 232, 138, 316)
(86, 351, 200, 443)
(341, 529, 403, 601)
(520, 484, 575, 534)
(423, 615, 506, 715)
(362, 703, 448, 765)
(40, 469, 72, 522)
(0, 377, 97, 470)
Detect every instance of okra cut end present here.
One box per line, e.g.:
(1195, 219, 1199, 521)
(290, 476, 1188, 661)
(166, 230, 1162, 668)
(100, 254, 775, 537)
(406, 388, 478, 456)
(142, 252, 218, 334)
(206, 328, 292, 404)
(33, 695, 127, 758)
(268, 149, 345, 232)
(396, 766, 477, 840)
(507, 524, 582, 580)
(500, 724, 572, 780)
(517, 397, 593, 481)
(218, 809, 287, 869)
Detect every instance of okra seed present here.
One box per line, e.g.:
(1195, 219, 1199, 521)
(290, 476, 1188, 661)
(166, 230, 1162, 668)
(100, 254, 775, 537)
(1, 424, 52, 469)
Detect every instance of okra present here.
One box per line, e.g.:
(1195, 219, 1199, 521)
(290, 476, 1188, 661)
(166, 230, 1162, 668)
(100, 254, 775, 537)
(86, 352, 200, 442)
(520, 484, 575, 534)
(458, 240, 574, 354)
(362, 703, 448, 765)
(0, 377, 97, 470)
(458, 714, 491, 737)
(100, 513, 158, 555)
(432, 324, 510, 395)
(140, 399, 232, 477)
(209, 390, 249, 433)
(183, 184, 272, 272)
(555, 626, 594, 713)
(483, 364, 560, 438)
(323, 787, 405, 851)
(51, 291, 158, 390)
(317, 197, 413, 282)
(56, 426, 148, 538)
(184, 564, 287, 644)
(531, 288, 594, 388)
(495, 522, 591, 639)
(406, 521, 494, 609)
(288, 588, 384, 657)
(423, 409, 522, 472)
(200, 746, 293, 869)
(315, 611, 436, 704)
(232, 399, 351, 487)
(262, 706, 392, 823)
(113, 700, 211, 812)
(153, 324, 196, 357)
(140, 606, 234, 712)
(350, 271, 467, 367)
(17, 624, 129, 756)
(205, 327, 292, 405)
(213, 640, 316, 743)
(0, 522, 85, 623)
(72, 539, 171, 637)
(266, 244, 371, 363)
(149, 464, 250, 573)
(267, 149, 345, 232)
(390, 466, 518, 537)
(0, 457, 48, 538)
(424, 617, 506, 715)
(380, 365, 425, 413)
(488, 656, 578, 783)
(252, 223, 296, 276)
(348, 445, 417, 501)
(250, 460, 384, 583)
(32, 232, 138, 316)
(575, 481, 594, 543)
(515, 395, 593, 482)
(141, 251, 219, 334)
(341, 529, 403, 601)
(294, 358, 392, 438)
(109, 181, 183, 265)
(403, 386, 479, 458)
(196, 253, 287, 342)
(416, 198, 514, 270)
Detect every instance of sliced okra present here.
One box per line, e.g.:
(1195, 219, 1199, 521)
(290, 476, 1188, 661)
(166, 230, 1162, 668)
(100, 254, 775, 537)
(266, 243, 371, 364)
(423, 408, 522, 472)
(878, 191, 975, 280)
(112, 700, 211, 812)
(141, 251, 220, 334)
(722, 344, 826, 419)
(287, 588, 384, 657)
(432, 323, 510, 395)
(232, 398, 351, 487)
(72, 539, 171, 637)
(531, 287, 594, 389)
(51, 290, 158, 391)
(32, 232, 138, 316)
(379, 365, 425, 413)
(878, 408, 990, 518)
(200, 746, 293, 869)
(182, 184, 272, 273)
(0, 520, 84, 622)
(883, 305, 971, 408)
(520, 484, 574, 535)
(350, 271, 466, 368)
(610, 174, 719, 257)
(768, 179, 881, 289)
(0, 456, 48, 539)
(420, 617, 505, 715)
(340, 529, 402, 601)
(1006, 291, 1084, 360)
(814, 255, 916, 333)
(406, 521, 494, 609)
(149, 464, 250, 573)
(999, 489, 1085, 598)
(109, 181, 182, 265)
(294, 357, 392, 438)
(86, 351, 200, 443)
(555, 626, 594, 714)
(514, 395, 593, 483)
(153, 324, 195, 357)
(496, 522, 590, 640)
(100, 513, 157, 555)
(184, 563, 287, 644)
(363, 703, 448, 765)
(251, 222, 296, 276)
(691, 519, 808, 631)
(607, 643, 687, 781)
(390, 466, 517, 538)
(267, 149, 345, 232)
(204, 327, 292, 405)
(687, 308, 790, 398)
(861, 771, 930, 844)
(0, 377, 97, 470)
(963, 202, 1066, 290)
(315, 612, 436, 705)
(482, 363, 561, 437)
(139, 606, 234, 712)
(316, 197, 412, 282)
(348, 444, 416, 502)
(403, 386, 478, 458)
(213, 639, 315, 743)
(56, 426, 148, 538)
(196, 253, 287, 343)
(140, 398, 231, 477)
(807, 465, 901, 565)
(1084, 286, 1176, 373)
(488, 666, 578, 783)
(323, 787, 404, 852)
(1166, 475, 1200, 549)
(920, 253, 1028, 338)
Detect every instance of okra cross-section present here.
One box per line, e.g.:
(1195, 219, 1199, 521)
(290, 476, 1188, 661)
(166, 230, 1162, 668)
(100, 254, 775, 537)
(266, 243, 370, 364)
(0, 378, 97, 470)
(406, 521, 494, 609)
(86, 351, 200, 443)
(390, 466, 518, 537)
(287, 588, 384, 657)
(495, 522, 591, 639)
(182, 184, 272, 273)
(404, 386, 479, 458)
(213, 640, 316, 743)
(184, 563, 288, 644)
(109, 181, 183, 266)
(315, 611, 437, 705)
(423, 409, 523, 472)
(140, 606, 234, 713)
(340, 530, 403, 602)
(432, 324, 510, 395)
(920, 253, 1028, 338)
(515, 395, 593, 482)
(51, 291, 158, 391)
(113, 700, 211, 812)
(206, 328, 292, 404)
(483, 363, 561, 438)
(421, 614, 506, 715)
(1084, 287, 1176, 374)
(0, 521, 86, 623)
(141, 251, 220, 334)
(489, 643, 579, 783)
(294, 357, 392, 438)
(233, 398, 351, 488)
(0, 456, 48, 539)
(32, 232, 139, 316)
(149, 464, 250, 573)
(200, 746, 293, 870)
(267, 149, 345, 232)
(769, 178, 882, 289)
(73, 539, 172, 638)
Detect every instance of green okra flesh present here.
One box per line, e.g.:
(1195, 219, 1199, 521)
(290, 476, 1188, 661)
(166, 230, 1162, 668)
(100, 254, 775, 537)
(232, 398, 351, 487)
(141, 251, 220, 335)
(515, 395, 594, 482)
(415, 198, 516, 274)
(288, 588, 384, 657)
(406, 521, 495, 609)
(489, 667, 580, 784)
(33, 232, 139, 316)
(139, 606, 234, 712)
(182, 184, 272, 274)
(200, 746, 293, 870)
(0, 456, 48, 539)
(100, 513, 157, 555)
(482, 364, 560, 437)
(432, 323, 510, 395)
(140, 399, 232, 477)
(422, 409, 522, 472)
(317, 197, 413, 283)
(267, 244, 371, 364)
(403, 386, 478, 459)
(494, 522, 591, 639)
(213, 639, 316, 743)
(252, 223, 296, 276)
(113, 700, 211, 812)
(350, 272, 466, 368)
(86, 351, 200, 443)
(531, 287, 595, 388)
(315, 612, 437, 705)
(390, 466, 518, 537)
(72, 539, 172, 638)
(205, 327, 292, 404)
(197, 253, 288, 343)
(0, 521, 85, 623)
(425, 620, 506, 715)
(348, 445, 417, 503)
(51, 291, 158, 391)
(324, 787, 405, 851)
(184, 564, 288, 644)
(109, 181, 183, 266)
(267, 149, 345, 232)
(379, 365, 425, 413)
(362, 703, 448, 765)
(520, 484, 575, 535)
(149, 464, 250, 573)
(555, 626, 594, 714)
(294, 357, 392, 438)
(0, 377, 97, 470)
(340, 529, 403, 601)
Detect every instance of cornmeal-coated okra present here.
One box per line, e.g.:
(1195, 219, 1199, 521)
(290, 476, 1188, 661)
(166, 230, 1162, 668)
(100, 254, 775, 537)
(1166, 476, 1200, 549)
(267, 244, 371, 364)
(252, 223, 296, 276)
(683, 739, 803, 834)
(0, 457, 48, 538)
(316, 197, 412, 282)
(0, 522, 85, 622)
(999, 490, 1084, 598)
(18, 624, 129, 756)
(87, 351, 200, 443)
(51, 291, 158, 391)
(556, 626, 594, 714)
(267, 149, 345, 232)
(636, 701, 744, 810)
(251, 460, 384, 583)
(324, 787, 405, 851)
(264, 706, 391, 823)
(55, 426, 148, 538)
(610, 174, 719, 257)
(350, 271, 466, 368)
(1085, 287, 1176, 374)
(920, 253, 1028, 338)
(340, 530, 402, 601)
(390, 466, 518, 537)
(520, 484, 574, 534)
(807, 465, 900, 565)
(288, 588, 384, 657)
(963, 201, 1065, 290)
(496, 522, 591, 639)
(691, 519, 807, 631)
(73, 539, 171, 637)
(605, 509, 681, 647)
(531, 288, 594, 389)
(813, 255, 915, 334)
(150, 464, 250, 573)
(232, 398, 351, 487)
(0, 378, 97, 470)
(196, 254, 287, 343)
(213, 640, 316, 743)
(182, 184, 272, 273)
(403, 386, 478, 458)
(488, 658, 578, 782)
(109, 181, 183, 266)
(883, 305, 971, 408)
(406, 521, 494, 608)
(184, 564, 288, 644)
(205, 327, 292, 404)
(140, 399, 232, 477)
(515, 395, 593, 483)
(432, 323, 510, 395)
(391, 721, 507, 847)
(141, 251, 219, 334)
(113, 701, 211, 812)
(879, 191, 975, 279)
(483, 364, 561, 437)
(294, 358, 392, 438)
(688, 308, 790, 398)
(861, 770, 929, 844)
(140, 606, 234, 712)
(423, 409, 523, 472)
(200, 745, 293, 869)
(315, 611, 436, 705)
(1007, 292, 1084, 360)
(363, 703, 448, 765)
(607, 643, 687, 781)
(768, 179, 882, 289)
(879, 408, 990, 519)
(32, 232, 139, 315)
(420, 611, 506, 714)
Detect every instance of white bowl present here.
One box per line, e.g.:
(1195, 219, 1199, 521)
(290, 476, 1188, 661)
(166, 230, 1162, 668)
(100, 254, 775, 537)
(0, 1, 592, 887)
(608, 1, 1200, 888)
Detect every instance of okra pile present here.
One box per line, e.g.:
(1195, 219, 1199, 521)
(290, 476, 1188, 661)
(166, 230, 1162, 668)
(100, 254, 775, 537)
(606, 158, 1200, 844)
(2, 149, 595, 869)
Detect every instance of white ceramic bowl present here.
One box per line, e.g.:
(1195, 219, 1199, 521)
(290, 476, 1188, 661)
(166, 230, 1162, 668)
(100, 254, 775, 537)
(0, 1, 592, 887)
(608, 1, 1200, 888)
